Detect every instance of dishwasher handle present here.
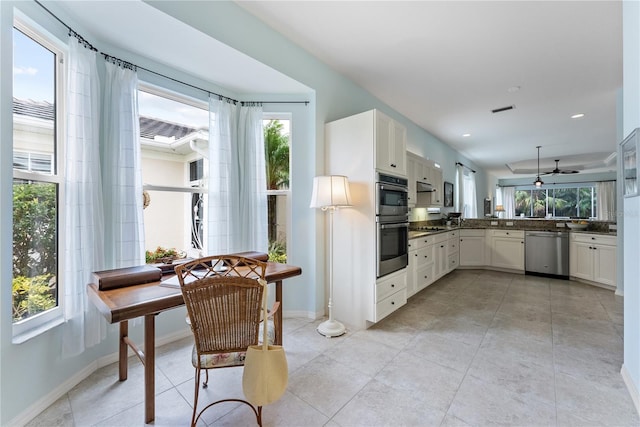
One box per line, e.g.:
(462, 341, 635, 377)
(526, 232, 568, 238)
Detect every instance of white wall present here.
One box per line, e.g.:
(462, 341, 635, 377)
(622, 0, 640, 414)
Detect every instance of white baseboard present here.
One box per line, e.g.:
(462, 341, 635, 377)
(7, 361, 98, 427)
(10, 327, 193, 427)
(283, 310, 320, 320)
(622, 363, 640, 416)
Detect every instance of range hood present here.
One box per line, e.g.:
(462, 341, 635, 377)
(417, 181, 434, 192)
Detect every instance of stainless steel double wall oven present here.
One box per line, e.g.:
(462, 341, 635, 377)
(376, 173, 409, 278)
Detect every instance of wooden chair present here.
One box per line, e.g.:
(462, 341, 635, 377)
(175, 255, 278, 426)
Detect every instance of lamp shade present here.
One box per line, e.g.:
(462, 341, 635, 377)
(310, 175, 352, 209)
(495, 205, 505, 212)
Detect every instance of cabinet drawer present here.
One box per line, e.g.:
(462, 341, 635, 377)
(448, 253, 459, 270)
(376, 271, 407, 302)
(375, 288, 407, 322)
(571, 233, 616, 246)
(408, 237, 425, 251)
(491, 230, 524, 238)
(448, 239, 459, 255)
(434, 232, 450, 244)
(460, 229, 485, 237)
(416, 263, 435, 291)
(416, 246, 435, 265)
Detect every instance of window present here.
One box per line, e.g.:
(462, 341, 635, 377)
(514, 185, 597, 218)
(12, 22, 65, 331)
(137, 85, 208, 261)
(264, 117, 291, 263)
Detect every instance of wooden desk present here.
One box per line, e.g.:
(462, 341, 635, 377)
(87, 262, 302, 423)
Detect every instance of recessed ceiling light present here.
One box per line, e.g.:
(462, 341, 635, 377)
(462, 133, 471, 137)
(507, 86, 521, 93)
(571, 113, 585, 119)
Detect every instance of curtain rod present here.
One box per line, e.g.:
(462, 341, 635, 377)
(33, 0, 309, 107)
(455, 162, 476, 173)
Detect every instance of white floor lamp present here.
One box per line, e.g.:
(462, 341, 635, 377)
(310, 175, 352, 337)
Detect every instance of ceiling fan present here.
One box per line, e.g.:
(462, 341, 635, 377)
(542, 159, 580, 175)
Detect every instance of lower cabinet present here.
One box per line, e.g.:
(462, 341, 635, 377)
(488, 230, 524, 271)
(374, 269, 407, 321)
(570, 233, 616, 287)
(459, 229, 486, 267)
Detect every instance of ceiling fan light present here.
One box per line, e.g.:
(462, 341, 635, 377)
(534, 177, 544, 187)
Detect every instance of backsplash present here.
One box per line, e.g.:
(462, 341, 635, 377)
(459, 218, 615, 233)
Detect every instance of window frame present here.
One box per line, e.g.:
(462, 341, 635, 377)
(12, 17, 67, 341)
(513, 183, 597, 219)
(263, 113, 292, 260)
(137, 81, 209, 256)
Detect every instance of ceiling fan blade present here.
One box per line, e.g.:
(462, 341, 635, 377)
(560, 170, 579, 174)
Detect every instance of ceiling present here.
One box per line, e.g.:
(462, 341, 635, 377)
(47, 1, 622, 180)
(45, 1, 310, 96)
(236, 0, 622, 179)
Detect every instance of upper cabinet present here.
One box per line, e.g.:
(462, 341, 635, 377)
(375, 111, 407, 176)
(407, 151, 443, 207)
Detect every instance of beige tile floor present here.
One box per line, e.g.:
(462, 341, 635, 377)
(27, 270, 640, 426)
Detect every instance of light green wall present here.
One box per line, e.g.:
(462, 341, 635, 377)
(622, 0, 640, 413)
(0, 1, 487, 423)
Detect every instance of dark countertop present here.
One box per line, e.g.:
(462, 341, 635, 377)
(408, 226, 616, 240)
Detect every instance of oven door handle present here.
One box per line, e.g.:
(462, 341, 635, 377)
(379, 184, 408, 193)
(380, 222, 409, 229)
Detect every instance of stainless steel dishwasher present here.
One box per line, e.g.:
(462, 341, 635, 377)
(524, 230, 569, 279)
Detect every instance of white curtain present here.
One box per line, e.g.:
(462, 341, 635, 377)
(455, 164, 477, 218)
(62, 37, 105, 357)
(102, 62, 144, 268)
(207, 98, 267, 255)
(237, 105, 268, 251)
(502, 186, 516, 219)
(597, 181, 616, 221)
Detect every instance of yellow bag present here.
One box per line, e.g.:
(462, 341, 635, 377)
(242, 280, 288, 406)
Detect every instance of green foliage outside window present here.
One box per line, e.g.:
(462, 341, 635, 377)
(514, 186, 596, 218)
(264, 120, 289, 261)
(12, 180, 58, 321)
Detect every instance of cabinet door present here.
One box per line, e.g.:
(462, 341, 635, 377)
(593, 244, 616, 286)
(391, 121, 407, 176)
(459, 236, 485, 266)
(571, 241, 594, 280)
(430, 167, 443, 206)
(434, 242, 448, 278)
(407, 249, 418, 297)
(375, 113, 393, 174)
(491, 237, 524, 270)
(407, 156, 417, 206)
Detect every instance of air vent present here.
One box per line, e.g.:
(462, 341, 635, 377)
(491, 105, 515, 114)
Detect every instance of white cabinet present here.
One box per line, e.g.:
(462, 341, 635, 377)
(429, 166, 443, 206)
(408, 235, 437, 296)
(326, 109, 408, 329)
(570, 233, 617, 287)
(434, 231, 458, 279)
(488, 230, 524, 271)
(406, 151, 443, 207)
(376, 111, 407, 176)
(406, 155, 417, 206)
(459, 229, 486, 267)
(375, 269, 407, 322)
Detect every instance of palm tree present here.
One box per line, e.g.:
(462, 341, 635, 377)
(264, 120, 290, 244)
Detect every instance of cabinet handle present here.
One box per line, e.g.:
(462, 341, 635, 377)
(593, 247, 597, 250)
(391, 301, 395, 305)
(424, 275, 428, 279)
(591, 237, 596, 240)
(506, 232, 510, 235)
(589, 246, 593, 249)
(391, 283, 395, 288)
(414, 253, 418, 257)
(440, 245, 444, 248)
(391, 164, 397, 168)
